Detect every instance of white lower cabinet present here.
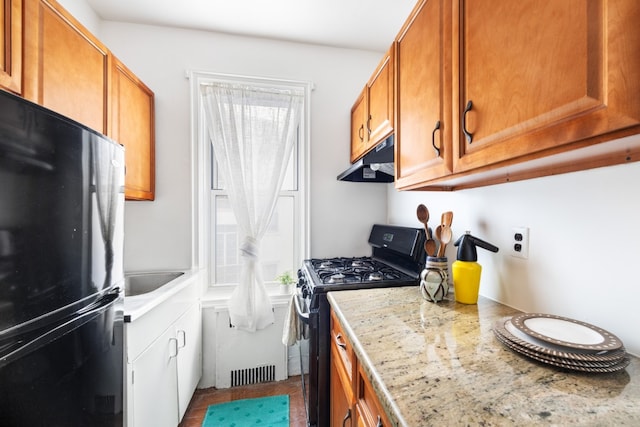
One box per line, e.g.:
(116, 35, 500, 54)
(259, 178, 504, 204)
(127, 302, 201, 427)
(125, 276, 202, 427)
(129, 325, 179, 427)
(176, 303, 202, 419)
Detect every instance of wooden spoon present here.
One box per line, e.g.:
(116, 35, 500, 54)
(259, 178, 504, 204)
(437, 225, 452, 257)
(434, 225, 442, 255)
(416, 204, 431, 239)
(442, 211, 453, 228)
(424, 239, 437, 257)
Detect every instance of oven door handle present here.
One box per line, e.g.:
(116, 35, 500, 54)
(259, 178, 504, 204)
(294, 291, 310, 325)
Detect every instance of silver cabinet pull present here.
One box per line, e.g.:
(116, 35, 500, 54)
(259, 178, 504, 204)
(169, 337, 178, 359)
(177, 330, 186, 349)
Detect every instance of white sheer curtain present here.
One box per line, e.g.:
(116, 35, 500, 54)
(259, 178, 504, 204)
(201, 82, 303, 332)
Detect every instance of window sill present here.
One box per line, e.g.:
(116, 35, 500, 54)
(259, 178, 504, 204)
(201, 283, 293, 309)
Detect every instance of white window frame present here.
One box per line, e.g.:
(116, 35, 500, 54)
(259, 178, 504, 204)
(188, 70, 311, 289)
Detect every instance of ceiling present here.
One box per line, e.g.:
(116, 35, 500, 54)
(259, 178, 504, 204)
(85, 0, 418, 52)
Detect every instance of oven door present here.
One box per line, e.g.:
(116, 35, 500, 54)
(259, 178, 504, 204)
(294, 288, 314, 426)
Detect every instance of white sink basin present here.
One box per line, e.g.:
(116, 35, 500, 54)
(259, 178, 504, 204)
(124, 272, 184, 296)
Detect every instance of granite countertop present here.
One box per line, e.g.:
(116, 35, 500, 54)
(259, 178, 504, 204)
(328, 287, 640, 426)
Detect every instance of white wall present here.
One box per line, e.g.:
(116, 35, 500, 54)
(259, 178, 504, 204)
(91, 22, 388, 271)
(59, 0, 640, 357)
(58, 0, 101, 34)
(388, 156, 640, 356)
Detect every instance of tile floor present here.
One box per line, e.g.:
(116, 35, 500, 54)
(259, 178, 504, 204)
(179, 375, 307, 427)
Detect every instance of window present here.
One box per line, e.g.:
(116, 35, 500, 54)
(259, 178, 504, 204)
(199, 75, 310, 287)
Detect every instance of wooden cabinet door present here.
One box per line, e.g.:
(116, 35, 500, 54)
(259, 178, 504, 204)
(23, 0, 109, 134)
(110, 56, 155, 200)
(453, 0, 640, 173)
(330, 310, 355, 427)
(395, 0, 453, 190)
(350, 87, 367, 162)
(350, 46, 395, 163)
(1, 0, 22, 94)
(366, 45, 394, 148)
(356, 364, 391, 427)
(330, 354, 354, 427)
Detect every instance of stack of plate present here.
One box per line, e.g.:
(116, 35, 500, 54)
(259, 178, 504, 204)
(493, 313, 629, 373)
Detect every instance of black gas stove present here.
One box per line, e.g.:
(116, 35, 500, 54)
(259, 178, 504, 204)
(294, 224, 426, 427)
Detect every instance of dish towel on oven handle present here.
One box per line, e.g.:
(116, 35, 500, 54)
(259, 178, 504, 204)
(282, 294, 308, 346)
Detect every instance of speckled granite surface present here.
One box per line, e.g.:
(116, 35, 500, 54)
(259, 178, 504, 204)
(328, 287, 640, 426)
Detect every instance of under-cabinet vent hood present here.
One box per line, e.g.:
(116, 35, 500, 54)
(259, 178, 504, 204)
(337, 135, 395, 183)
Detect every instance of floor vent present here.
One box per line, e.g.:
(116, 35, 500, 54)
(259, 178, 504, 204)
(231, 365, 276, 387)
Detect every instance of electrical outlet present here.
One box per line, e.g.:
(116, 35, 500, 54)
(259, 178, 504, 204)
(510, 227, 529, 259)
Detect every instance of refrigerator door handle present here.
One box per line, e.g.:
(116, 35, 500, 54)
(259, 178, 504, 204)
(0, 291, 121, 367)
(76, 289, 120, 316)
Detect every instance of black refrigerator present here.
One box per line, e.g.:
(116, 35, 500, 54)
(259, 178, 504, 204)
(0, 90, 125, 426)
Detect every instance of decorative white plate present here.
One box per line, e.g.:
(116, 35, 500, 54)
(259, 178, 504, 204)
(493, 322, 625, 367)
(511, 313, 623, 351)
(493, 329, 630, 373)
(494, 317, 628, 362)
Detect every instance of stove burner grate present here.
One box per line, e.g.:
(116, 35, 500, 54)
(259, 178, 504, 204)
(308, 257, 410, 285)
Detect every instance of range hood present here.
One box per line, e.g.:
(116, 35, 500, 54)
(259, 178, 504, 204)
(337, 134, 395, 183)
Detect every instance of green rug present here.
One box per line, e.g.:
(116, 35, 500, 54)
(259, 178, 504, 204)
(201, 395, 289, 427)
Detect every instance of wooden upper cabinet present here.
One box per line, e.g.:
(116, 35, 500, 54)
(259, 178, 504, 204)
(350, 87, 367, 162)
(393, 0, 640, 190)
(350, 45, 395, 163)
(453, 0, 640, 173)
(23, 0, 108, 134)
(1, 0, 23, 94)
(395, 0, 452, 189)
(109, 56, 155, 201)
(366, 46, 394, 149)
(19, 0, 156, 200)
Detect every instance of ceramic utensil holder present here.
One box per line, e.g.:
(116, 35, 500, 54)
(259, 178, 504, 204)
(420, 256, 449, 302)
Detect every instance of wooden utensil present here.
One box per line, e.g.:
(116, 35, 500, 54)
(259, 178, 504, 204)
(437, 225, 452, 257)
(442, 211, 453, 228)
(424, 239, 437, 257)
(434, 225, 442, 255)
(416, 204, 431, 239)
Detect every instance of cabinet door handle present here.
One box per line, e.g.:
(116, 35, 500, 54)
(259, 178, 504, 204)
(462, 100, 473, 143)
(376, 415, 383, 427)
(177, 330, 187, 349)
(431, 120, 442, 157)
(169, 337, 178, 359)
(342, 408, 352, 427)
(335, 333, 347, 350)
(358, 124, 364, 141)
(367, 115, 372, 136)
